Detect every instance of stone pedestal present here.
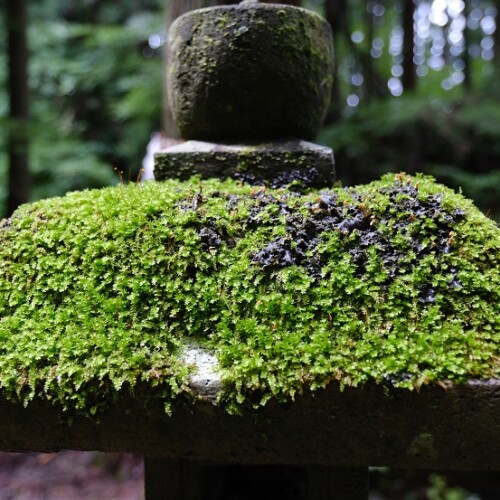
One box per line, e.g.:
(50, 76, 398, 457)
(154, 140, 335, 189)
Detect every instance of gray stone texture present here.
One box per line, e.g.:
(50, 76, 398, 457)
(167, 3, 334, 141)
(1, 381, 500, 469)
(154, 140, 335, 188)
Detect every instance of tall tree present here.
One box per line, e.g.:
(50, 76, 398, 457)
(6, 0, 32, 216)
(364, 1, 376, 103)
(401, 0, 416, 91)
(494, 0, 500, 66)
(462, 0, 472, 91)
(325, 0, 348, 121)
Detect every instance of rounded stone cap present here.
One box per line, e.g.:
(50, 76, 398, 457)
(167, 3, 334, 142)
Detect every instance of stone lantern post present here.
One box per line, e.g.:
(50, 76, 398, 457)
(148, 2, 365, 499)
(154, 0, 335, 191)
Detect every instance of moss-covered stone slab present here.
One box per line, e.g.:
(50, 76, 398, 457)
(154, 140, 335, 188)
(167, 3, 334, 141)
(0, 174, 498, 419)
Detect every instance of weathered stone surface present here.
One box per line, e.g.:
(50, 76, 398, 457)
(154, 140, 335, 188)
(2, 381, 500, 470)
(167, 3, 334, 141)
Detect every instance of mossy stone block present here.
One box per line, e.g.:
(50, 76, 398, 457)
(167, 3, 334, 141)
(154, 140, 335, 189)
(0, 175, 499, 417)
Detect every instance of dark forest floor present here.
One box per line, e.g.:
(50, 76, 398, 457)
(0, 452, 144, 499)
(1, 452, 500, 499)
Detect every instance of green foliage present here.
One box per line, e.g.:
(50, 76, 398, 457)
(319, 92, 500, 220)
(370, 468, 477, 499)
(0, 6, 164, 215)
(427, 474, 473, 500)
(0, 175, 498, 416)
(427, 165, 500, 219)
(28, 16, 164, 172)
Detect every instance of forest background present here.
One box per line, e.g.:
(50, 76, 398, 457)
(2, 0, 500, 220)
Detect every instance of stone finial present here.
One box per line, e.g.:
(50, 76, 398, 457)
(167, 2, 334, 142)
(157, 2, 335, 188)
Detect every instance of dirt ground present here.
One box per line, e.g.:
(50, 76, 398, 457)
(0, 451, 144, 500)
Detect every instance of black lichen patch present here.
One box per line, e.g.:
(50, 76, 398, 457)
(368, 183, 466, 301)
(198, 219, 223, 251)
(250, 179, 466, 290)
(269, 166, 320, 190)
(175, 188, 236, 252)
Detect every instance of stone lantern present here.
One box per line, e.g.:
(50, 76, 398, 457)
(155, 0, 336, 190)
(0, 2, 499, 500)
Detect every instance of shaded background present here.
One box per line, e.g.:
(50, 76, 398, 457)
(3, 0, 500, 219)
(1, 0, 500, 498)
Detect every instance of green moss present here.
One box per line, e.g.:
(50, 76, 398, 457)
(407, 433, 437, 459)
(0, 174, 499, 416)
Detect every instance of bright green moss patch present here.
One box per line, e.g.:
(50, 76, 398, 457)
(0, 174, 499, 415)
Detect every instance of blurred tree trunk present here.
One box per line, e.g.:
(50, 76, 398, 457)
(325, 0, 348, 121)
(401, 0, 416, 92)
(462, 0, 472, 91)
(364, 3, 376, 103)
(493, 0, 500, 66)
(325, 0, 388, 120)
(6, 0, 32, 216)
(163, 0, 302, 138)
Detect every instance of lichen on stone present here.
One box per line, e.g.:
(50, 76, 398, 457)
(0, 174, 498, 416)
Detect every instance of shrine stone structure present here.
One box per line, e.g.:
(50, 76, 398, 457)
(0, 2, 499, 500)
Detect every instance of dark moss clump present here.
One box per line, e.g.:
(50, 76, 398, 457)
(250, 180, 466, 296)
(0, 174, 498, 415)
